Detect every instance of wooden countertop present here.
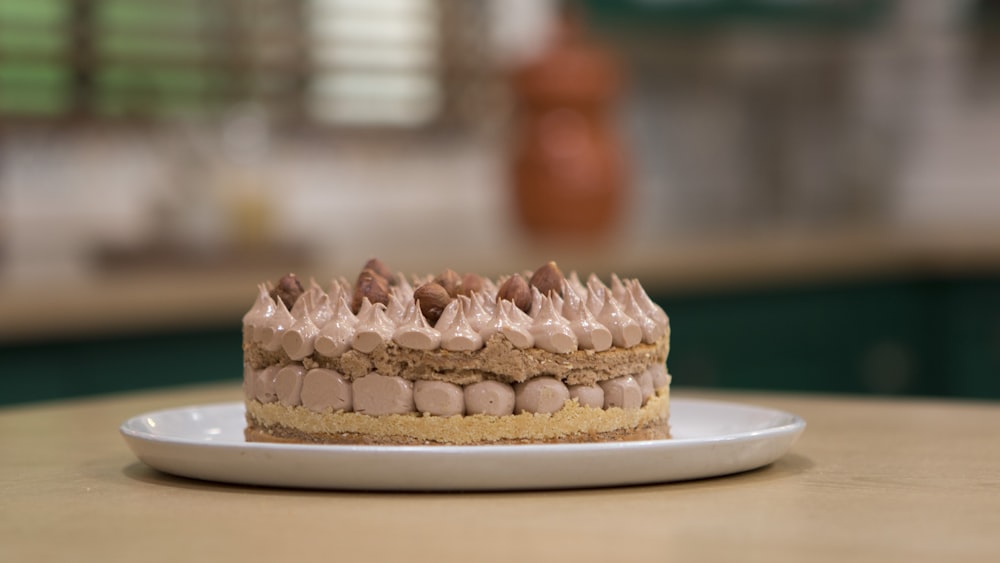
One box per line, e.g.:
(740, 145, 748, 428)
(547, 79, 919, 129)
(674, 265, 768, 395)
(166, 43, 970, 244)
(2, 225, 999, 342)
(1, 383, 998, 562)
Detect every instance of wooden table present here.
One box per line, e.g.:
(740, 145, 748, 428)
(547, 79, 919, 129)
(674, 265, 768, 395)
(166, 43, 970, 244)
(1, 383, 998, 562)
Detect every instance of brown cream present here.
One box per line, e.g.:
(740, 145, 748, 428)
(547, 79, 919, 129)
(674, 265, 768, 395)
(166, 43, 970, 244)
(481, 300, 534, 349)
(244, 271, 669, 356)
(413, 380, 465, 417)
(314, 294, 357, 357)
(242, 364, 256, 397)
(352, 300, 394, 353)
(514, 377, 570, 414)
(464, 380, 515, 416)
(275, 364, 306, 406)
(529, 295, 577, 354)
(599, 376, 643, 410)
(598, 293, 642, 349)
(392, 302, 441, 350)
(352, 373, 415, 415)
(648, 363, 669, 389)
(436, 300, 483, 352)
(301, 368, 353, 413)
(253, 365, 280, 403)
(568, 384, 604, 409)
(636, 370, 655, 405)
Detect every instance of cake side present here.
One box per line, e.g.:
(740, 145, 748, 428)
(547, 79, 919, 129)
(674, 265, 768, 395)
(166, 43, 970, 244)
(241, 260, 673, 445)
(245, 382, 670, 445)
(244, 330, 669, 386)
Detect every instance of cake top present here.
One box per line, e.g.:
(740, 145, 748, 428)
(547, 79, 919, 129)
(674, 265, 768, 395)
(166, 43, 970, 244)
(243, 259, 669, 357)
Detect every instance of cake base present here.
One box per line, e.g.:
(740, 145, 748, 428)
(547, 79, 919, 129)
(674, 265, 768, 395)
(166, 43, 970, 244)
(245, 385, 670, 445)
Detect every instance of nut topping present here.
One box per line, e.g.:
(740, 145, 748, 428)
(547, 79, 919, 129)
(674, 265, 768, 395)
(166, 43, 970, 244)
(458, 273, 484, 296)
(530, 261, 565, 297)
(271, 273, 304, 309)
(362, 258, 394, 284)
(433, 269, 462, 298)
(352, 268, 390, 313)
(497, 274, 532, 313)
(413, 282, 452, 324)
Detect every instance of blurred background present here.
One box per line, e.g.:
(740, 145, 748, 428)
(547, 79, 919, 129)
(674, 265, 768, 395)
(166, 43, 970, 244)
(1, 0, 998, 404)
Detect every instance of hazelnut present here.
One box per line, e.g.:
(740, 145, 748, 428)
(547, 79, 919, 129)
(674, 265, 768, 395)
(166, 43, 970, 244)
(434, 269, 462, 297)
(497, 274, 532, 313)
(530, 261, 565, 297)
(352, 268, 390, 313)
(271, 273, 304, 309)
(458, 273, 484, 296)
(362, 258, 394, 284)
(414, 282, 452, 324)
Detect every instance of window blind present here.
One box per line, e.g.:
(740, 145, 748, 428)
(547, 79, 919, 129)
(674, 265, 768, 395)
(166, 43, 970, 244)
(0, 0, 491, 129)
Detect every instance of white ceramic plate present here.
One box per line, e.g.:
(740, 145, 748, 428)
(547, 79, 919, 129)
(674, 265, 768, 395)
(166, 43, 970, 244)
(120, 398, 805, 491)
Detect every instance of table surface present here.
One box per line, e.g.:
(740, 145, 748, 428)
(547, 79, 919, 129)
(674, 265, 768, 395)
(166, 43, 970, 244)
(1, 383, 998, 563)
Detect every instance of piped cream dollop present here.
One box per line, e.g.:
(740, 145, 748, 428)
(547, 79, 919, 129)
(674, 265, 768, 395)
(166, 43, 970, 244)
(609, 273, 628, 303)
(394, 274, 415, 303)
(414, 380, 464, 417)
(306, 290, 333, 328)
(599, 376, 643, 409)
(627, 279, 670, 332)
(352, 298, 395, 353)
(282, 298, 320, 360)
(529, 294, 578, 354)
(561, 281, 612, 351)
(622, 290, 661, 345)
(436, 299, 483, 352)
(275, 364, 306, 406)
(598, 292, 642, 348)
(301, 368, 353, 413)
(566, 271, 588, 300)
(586, 275, 608, 317)
(481, 300, 534, 349)
(480, 277, 499, 302)
(259, 298, 294, 352)
(385, 292, 408, 324)
(464, 380, 515, 415)
(352, 372, 415, 415)
(473, 290, 496, 316)
(243, 284, 276, 345)
(514, 376, 570, 414)
(461, 294, 491, 333)
(529, 286, 545, 318)
(392, 301, 441, 350)
(569, 384, 604, 408)
(314, 292, 358, 357)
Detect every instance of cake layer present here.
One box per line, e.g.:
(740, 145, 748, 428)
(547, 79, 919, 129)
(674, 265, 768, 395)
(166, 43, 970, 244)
(245, 331, 669, 387)
(245, 385, 670, 445)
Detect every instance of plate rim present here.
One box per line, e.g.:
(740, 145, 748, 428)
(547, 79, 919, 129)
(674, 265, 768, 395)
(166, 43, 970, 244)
(120, 398, 806, 490)
(120, 397, 806, 454)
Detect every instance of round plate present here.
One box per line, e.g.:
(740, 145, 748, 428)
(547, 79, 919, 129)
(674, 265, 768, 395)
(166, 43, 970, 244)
(120, 398, 805, 491)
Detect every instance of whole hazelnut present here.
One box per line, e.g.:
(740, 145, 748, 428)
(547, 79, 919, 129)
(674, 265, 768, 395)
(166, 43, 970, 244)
(458, 273, 484, 296)
(362, 258, 394, 284)
(352, 268, 390, 313)
(434, 269, 462, 297)
(413, 282, 452, 324)
(530, 261, 565, 297)
(271, 273, 304, 309)
(497, 274, 532, 313)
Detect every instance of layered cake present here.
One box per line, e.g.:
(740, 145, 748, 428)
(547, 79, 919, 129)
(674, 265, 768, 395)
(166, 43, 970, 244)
(242, 260, 671, 445)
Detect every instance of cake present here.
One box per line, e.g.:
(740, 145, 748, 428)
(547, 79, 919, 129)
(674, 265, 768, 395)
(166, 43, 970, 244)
(242, 260, 671, 445)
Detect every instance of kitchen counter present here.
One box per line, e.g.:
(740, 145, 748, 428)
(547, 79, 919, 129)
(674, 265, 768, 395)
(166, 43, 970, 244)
(2, 225, 999, 342)
(1, 383, 997, 562)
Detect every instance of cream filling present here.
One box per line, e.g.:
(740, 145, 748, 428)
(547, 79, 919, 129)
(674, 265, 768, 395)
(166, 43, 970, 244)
(246, 379, 670, 444)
